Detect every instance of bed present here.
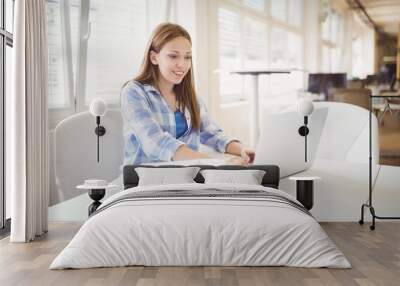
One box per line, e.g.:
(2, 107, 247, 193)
(50, 165, 350, 269)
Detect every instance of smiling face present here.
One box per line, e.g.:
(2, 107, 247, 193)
(150, 36, 192, 86)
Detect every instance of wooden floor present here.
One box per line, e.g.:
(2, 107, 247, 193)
(1, 222, 400, 286)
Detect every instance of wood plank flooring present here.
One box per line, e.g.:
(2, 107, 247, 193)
(0, 222, 399, 286)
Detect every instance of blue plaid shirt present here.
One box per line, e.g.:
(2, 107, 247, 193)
(121, 80, 236, 165)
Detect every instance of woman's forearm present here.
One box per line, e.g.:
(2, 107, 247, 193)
(172, 145, 211, 161)
(225, 141, 243, 156)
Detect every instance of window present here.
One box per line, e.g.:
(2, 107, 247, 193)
(271, 0, 303, 27)
(5, 0, 13, 32)
(1, 0, 14, 232)
(217, 0, 304, 104)
(244, 0, 265, 11)
(46, 0, 79, 110)
(218, 8, 243, 103)
(270, 0, 285, 22)
(270, 27, 302, 69)
(244, 18, 267, 69)
(351, 13, 375, 79)
(320, 0, 344, 72)
(352, 35, 362, 78)
(46, 0, 170, 126)
(84, 0, 147, 107)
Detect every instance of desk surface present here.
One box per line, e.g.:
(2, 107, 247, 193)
(371, 95, 400, 98)
(289, 176, 321, 181)
(231, 69, 293, 75)
(371, 90, 400, 98)
(380, 90, 399, 96)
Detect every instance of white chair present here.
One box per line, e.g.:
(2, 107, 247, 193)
(51, 110, 123, 206)
(48, 109, 224, 220)
(313, 101, 379, 164)
(279, 102, 381, 221)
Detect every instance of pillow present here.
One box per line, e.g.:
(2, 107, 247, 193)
(200, 169, 266, 185)
(135, 167, 201, 186)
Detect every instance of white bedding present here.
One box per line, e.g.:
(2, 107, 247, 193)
(50, 183, 351, 269)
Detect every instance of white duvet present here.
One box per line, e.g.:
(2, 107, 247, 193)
(50, 183, 351, 269)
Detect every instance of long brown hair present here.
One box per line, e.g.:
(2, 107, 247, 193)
(134, 23, 200, 130)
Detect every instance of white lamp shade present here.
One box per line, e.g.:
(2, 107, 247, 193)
(89, 98, 107, 117)
(297, 98, 314, 116)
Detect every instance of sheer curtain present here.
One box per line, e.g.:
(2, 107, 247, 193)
(9, 0, 49, 242)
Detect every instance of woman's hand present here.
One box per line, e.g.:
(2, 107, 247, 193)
(224, 156, 245, 165)
(225, 141, 255, 166)
(240, 147, 255, 165)
(224, 148, 255, 166)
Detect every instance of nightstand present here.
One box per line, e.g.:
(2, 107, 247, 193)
(289, 176, 321, 210)
(77, 180, 117, 216)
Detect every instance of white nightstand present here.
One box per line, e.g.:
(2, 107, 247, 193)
(77, 180, 117, 216)
(289, 176, 321, 210)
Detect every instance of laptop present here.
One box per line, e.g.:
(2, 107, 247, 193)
(254, 107, 328, 178)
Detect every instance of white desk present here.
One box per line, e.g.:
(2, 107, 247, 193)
(231, 69, 292, 147)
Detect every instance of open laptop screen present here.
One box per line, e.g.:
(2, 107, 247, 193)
(254, 108, 328, 178)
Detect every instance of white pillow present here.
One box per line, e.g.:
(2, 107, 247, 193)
(136, 167, 200, 186)
(200, 169, 266, 185)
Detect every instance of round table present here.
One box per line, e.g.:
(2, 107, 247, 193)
(77, 184, 117, 216)
(289, 176, 321, 210)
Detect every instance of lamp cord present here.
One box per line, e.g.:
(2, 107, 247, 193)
(96, 116, 100, 162)
(97, 124, 99, 162)
(305, 132, 307, 162)
(304, 116, 308, 162)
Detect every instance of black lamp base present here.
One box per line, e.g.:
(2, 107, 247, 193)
(95, 126, 106, 136)
(298, 126, 309, 136)
(88, 188, 105, 216)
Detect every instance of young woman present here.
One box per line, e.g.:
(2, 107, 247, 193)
(121, 23, 255, 166)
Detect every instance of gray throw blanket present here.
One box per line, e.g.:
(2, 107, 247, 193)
(91, 188, 311, 217)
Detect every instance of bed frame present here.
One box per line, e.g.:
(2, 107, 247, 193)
(123, 164, 280, 189)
